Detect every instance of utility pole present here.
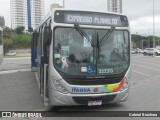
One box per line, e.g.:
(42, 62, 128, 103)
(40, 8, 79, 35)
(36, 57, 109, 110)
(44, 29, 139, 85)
(27, 0, 31, 32)
(63, 0, 65, 8)
(153, 0, 155, 48)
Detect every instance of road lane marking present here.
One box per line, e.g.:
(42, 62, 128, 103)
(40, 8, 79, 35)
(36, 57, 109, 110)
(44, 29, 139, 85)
(131, 70, 150, 76)
(35, 72, 40, 89)
(131, 75, 160, 89)
(0, 68, 31, 74)
(133, 64, 160, 72)
(133, 60, 160, 67)
(133, 57, 160, 62)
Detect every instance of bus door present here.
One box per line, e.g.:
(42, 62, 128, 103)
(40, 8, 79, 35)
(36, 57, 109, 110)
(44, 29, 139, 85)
(41, 21, 52, 104)
(40, 24, 48, 103)
(36, 27, 44, 97)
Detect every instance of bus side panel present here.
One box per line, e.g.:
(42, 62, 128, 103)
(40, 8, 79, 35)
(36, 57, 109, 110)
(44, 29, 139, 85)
(31, 33, 38, 71)
(31, 50, 37, 68)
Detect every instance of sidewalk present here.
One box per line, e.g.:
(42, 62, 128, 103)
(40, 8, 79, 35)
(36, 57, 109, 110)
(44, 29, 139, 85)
(16, 53, 31, 57)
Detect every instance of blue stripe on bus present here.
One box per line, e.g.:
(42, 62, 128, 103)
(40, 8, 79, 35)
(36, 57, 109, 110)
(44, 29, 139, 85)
(31, 51, 37, 67)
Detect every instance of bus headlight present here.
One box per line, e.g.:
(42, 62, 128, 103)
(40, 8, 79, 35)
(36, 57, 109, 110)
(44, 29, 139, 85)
(51, 78, 69, 94)
(120, 77, 129, 91)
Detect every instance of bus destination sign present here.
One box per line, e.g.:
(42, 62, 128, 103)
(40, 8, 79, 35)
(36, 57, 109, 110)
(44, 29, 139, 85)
(65, 14, 119, 26)
(54, 10, 128, 27)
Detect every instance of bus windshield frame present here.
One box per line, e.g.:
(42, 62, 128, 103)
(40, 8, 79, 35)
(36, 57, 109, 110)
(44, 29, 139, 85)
(53, 26, 130, 78)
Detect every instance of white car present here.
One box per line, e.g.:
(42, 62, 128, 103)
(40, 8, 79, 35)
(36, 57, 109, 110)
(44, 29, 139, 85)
(5, 51, 16, 56)
(131, 50, 136, 54)
(143, 48, 160, 56)
(139, 49, 144, 54)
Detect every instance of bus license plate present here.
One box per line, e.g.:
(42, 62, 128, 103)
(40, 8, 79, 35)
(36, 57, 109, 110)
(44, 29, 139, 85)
(88, 100, 102, 106)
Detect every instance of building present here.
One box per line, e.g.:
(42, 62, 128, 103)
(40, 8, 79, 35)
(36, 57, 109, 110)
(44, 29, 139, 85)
(10, 0, 27, 30)
(50, 3, 63, 10)
(0, 16, 5, 27)
(107, 0, 122, 13)
(31, 0, 45, 30)
(10, 0, 45, 31)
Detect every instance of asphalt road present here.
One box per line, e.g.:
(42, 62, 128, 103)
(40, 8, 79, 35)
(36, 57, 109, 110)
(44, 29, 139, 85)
(0, 57, 30, 71)
(0, 55, 160, 119)
(0, 57, 44, 111)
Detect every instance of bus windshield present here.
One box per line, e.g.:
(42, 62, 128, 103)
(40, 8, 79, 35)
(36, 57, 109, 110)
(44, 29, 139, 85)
(53, 27, 130, 76)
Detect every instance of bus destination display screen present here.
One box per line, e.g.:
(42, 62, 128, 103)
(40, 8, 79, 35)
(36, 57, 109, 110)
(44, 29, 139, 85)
(54, 10, 128, 27)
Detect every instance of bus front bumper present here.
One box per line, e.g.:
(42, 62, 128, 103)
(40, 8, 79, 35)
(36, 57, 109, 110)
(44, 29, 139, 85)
(48, 87, 129, 106)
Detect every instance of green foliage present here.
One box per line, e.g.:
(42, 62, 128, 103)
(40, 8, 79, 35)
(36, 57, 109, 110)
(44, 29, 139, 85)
(131, 34, 142, 49)
(3, 27, 13, 39)
(11, 34, 31, 49)
(14, 26, 25, 34)
(131, 34, 160, 49)
(3, 38, 13, 52)
(3, 26, 31, 53)
(28, 27, 33, 33)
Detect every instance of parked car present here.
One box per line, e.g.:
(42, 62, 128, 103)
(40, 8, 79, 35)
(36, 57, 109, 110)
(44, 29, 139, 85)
(143, 48, 160, 56)
(131, 48, 143, 54)
(131, 50, 136, 54)
(5, 51, 16, 56)
(139, 49, 144, 54)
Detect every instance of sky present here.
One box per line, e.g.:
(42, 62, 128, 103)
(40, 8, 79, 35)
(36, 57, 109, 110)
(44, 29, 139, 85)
(0, 0, 160, 36)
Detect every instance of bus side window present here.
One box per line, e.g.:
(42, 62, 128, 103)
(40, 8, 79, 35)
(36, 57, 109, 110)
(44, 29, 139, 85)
(37, 28, 42, 58)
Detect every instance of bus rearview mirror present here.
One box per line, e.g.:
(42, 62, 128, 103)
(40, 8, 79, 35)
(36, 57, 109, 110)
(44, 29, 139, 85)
(44, 26, 52, 45)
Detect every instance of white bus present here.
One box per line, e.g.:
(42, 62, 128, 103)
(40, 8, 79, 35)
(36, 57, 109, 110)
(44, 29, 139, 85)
(0, 27, 3, 66)
(31, 9, 131, 107)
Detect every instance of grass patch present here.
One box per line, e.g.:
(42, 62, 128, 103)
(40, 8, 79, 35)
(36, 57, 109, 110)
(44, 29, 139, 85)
(4, 55, 31, 58)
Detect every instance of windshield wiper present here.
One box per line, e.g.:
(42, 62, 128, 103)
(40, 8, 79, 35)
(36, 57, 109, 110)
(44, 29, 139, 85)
(74, 24, 94, 47)
(98, 26, 115, 46)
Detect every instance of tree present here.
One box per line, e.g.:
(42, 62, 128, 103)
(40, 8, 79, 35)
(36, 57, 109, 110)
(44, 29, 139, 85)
(11, 34, 31, 49)
(131, 34, 142, 49)
(131, 34, 160, 49)
(3, 26, 13, 39)
(14, 26, 25, 34)
(3, 38, 13, 53)
(28, 27, 33, 33)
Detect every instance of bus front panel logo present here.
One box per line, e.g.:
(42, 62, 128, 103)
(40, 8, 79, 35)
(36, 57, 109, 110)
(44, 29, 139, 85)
(93, 88, 98, 92)
(72, 87, 90, 93)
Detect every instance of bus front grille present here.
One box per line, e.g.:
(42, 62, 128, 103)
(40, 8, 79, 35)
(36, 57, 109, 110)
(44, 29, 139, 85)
(72, 95, 116, 105)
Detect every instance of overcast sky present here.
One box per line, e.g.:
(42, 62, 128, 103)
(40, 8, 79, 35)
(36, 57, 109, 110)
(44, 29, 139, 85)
(0, 0, 160, 36)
